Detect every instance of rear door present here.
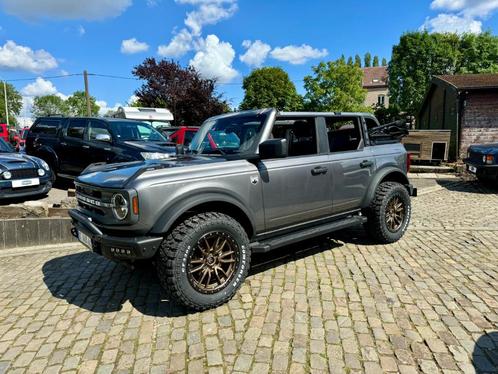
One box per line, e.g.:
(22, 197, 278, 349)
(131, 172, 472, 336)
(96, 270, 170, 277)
(25, 118, 62, 159)
(259, 116, 333, 231)
(87, 119, 115, 165)
(59, 118, 91, 175)
(326, 116, 374, 214)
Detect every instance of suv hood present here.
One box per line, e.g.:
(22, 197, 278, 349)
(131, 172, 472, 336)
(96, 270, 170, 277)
(77, 156, 223, 189)
(469, 143, 498, 155)
(122, 141, 177, 154)
(0, 152, 40, 172)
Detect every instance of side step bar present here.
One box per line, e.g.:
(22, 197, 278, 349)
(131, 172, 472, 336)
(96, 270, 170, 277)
(250, 215, 367, 253)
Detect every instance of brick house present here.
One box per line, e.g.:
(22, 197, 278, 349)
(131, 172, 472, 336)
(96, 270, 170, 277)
(417, 74, 498, 160)
(362, 67, 389, 108)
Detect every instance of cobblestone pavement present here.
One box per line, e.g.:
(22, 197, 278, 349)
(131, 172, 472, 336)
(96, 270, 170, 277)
(0, 179, 497, 373)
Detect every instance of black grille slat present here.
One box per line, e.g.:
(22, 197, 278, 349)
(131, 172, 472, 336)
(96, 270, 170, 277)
(11, 169, 38, 179)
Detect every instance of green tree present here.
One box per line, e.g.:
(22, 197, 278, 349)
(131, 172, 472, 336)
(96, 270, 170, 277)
(0, 83, 22, 126)
(303, 59, 370, 112)
(364, 52, 372, 67)
(65, 91, 100, 116)
(354, 55, 362, 67)
(32, 95, 68, 117)
(382, 57, 388, 66)
(373, 56, 379, 67)
(457, 32, 498, 73)
(347, 56, 353, 65)
(240, 67, 302, 111)
(339, 54, 346, 64)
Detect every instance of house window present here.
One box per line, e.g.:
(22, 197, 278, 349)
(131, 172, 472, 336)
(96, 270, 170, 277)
(377, 94, 385, 105)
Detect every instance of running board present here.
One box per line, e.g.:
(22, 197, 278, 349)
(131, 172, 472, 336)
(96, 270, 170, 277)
(250, 215, 367, 253)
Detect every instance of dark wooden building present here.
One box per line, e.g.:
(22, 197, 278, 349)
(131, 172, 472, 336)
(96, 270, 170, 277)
(418, 74, 498, 160)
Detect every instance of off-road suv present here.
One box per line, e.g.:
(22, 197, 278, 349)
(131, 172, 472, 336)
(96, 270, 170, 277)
(69, 109, 416, 310)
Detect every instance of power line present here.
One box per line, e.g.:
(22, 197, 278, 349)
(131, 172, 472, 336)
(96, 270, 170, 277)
(6, 73, 82, 82)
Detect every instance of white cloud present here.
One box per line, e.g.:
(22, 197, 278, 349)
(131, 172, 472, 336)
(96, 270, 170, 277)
(158, 0, 237, 58)
(121, 38, 149, 54)
(0, 41, 57, 73)
(239, 40, 271, 67)
(21, 78, 58, 96)
(158, 28, 194, 57)
(0, 0, 132, 21)
(270, 44, 328, 65)
(96, 100, 123, 116)
(189, 34, 238, 83)
(78, 25, 86, 36)
(421, 13, 482, 33)
(431, 0, 498, 18)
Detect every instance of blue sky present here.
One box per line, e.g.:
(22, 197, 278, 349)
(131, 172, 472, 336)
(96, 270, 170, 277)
(0, 0, 497, 124)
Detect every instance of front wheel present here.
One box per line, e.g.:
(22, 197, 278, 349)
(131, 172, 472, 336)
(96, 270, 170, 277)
(155, 212, 251, 311)
(364, 182, 411, 244)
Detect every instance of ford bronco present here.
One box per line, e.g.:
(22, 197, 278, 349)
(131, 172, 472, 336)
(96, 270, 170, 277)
(69, 109, 416, 310)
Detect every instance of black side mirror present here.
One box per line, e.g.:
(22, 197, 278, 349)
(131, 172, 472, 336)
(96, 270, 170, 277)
(259, 138, 288, 159)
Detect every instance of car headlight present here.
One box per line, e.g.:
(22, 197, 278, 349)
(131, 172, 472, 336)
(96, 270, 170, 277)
(112, 193, 129, 220)
(38, 168, 46, 177)
(141, 152, 171, 160)
(2, 171, 11, 180)
(39, 160, 50, 171)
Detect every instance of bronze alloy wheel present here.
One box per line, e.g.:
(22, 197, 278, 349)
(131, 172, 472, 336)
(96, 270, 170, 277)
(187, 231, 239, 294)
(385, 196, 405, 232)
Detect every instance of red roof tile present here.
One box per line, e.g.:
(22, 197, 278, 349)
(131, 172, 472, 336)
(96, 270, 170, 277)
(362, 67, 388, 88)
(436, 74, 498, 90)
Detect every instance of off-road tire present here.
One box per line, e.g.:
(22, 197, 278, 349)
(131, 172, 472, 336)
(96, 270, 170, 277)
(364, 182, 411, 244)
(155, 212, 251, 311)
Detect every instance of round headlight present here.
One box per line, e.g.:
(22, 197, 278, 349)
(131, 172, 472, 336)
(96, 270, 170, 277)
(38, 168, 46, 177)
(39, 160, 50, 171)
(2, 171, 11, 180)
(112, 193, 129, 220)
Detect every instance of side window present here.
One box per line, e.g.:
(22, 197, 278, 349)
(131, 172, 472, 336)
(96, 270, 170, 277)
(326, 117, 363, 153)
(88, 120, 111, 141)
(184, 130, 196, 146)
(31, 120, 60, 136)
(272, 117, 317, 157)
(66, 119, 87, 140)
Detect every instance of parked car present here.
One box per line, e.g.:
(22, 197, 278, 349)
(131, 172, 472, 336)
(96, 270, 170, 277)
(25, 117, 177, 180)
(16, 127, 30, 152)
(160, 126, 199, 147)
(464, 143, 498, 185)
(0, 124, 8, 143)
(69, 109, 416, 310)
(0, 138, 52, 200)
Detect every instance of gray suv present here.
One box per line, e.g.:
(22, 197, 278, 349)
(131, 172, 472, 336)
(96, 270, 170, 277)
(69, 109, 416, 310)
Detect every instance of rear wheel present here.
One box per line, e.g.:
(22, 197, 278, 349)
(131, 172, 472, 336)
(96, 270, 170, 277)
(155, 212, 251, 311)
(364, 182, 411, 244)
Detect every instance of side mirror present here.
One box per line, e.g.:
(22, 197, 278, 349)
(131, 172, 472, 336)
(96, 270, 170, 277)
(95, 133, 112, 142)
(259, 138, 288, 159)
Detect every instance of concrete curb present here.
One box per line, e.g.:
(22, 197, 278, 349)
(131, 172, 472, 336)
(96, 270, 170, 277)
(0, 217, 77, 250)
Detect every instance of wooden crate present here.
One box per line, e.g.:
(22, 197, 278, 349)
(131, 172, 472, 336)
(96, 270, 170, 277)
(402, 130, 451, 161)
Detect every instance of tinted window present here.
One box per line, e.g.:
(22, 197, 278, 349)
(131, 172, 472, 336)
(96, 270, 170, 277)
(184, 130, 196, 146)
(326, 117, 362, 153)
(0, 138, 13, 152)
(31, 119, 60, 136)
(272, 118, 317, 157)
(109, 121, 166, 142)
(66, 119, 87, 139)
(88, 120, 111, 141)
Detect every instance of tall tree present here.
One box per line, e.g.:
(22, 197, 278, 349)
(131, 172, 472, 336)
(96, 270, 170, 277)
(382, 57, 388, 66)
(133, 58, 229, 126)
(240, 67, 302, 111)
(0, 83, 22, 126)
(347, 56, 354, 66)
(373, 56, 380, 67)
(32, 95, 68, 117)
(354, 55, 362, 67)
(303, 59, 370, 113)
(339, 54, 346, 64)
(364, 52, 372, 67)
(65, 91, 100, 116)
(387, 31, 498, 116)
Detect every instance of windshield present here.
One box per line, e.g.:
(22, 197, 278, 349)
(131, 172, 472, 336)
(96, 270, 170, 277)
(0, 139, 13, 153)
(109, 121, 167, 142)
(189, 114, 267, 155)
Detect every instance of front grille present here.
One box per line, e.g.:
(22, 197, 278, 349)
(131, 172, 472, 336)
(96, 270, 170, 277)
(11, 168, 38, 179)
(76, 185, 102, 199)
(469, 151, 484, 165)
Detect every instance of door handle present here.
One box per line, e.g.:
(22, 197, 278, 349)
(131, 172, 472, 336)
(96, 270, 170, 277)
(60, 142, 67, 146)
(311, 166, 328, 175)
(82, 145, 90, 149)
(360, 160, 373, 168)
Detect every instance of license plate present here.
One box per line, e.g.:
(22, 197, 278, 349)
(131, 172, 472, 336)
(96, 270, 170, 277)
(11, 178, 40, 188)
(78, 230, 92, 249)
(468, 165, 477, 173)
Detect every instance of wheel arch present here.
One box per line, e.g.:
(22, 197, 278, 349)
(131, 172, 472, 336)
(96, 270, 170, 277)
(35, 146, 59, 172)
(362, 167, 410, 208)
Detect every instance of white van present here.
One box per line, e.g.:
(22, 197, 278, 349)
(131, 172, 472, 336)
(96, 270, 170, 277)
(114, 107, 174, 128)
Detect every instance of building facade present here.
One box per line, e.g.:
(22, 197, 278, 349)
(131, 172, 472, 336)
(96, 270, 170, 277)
(362, 67, 389, 108)
(418, 74, 498, 160)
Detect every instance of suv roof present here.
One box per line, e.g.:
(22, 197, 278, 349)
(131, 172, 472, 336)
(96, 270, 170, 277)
(34, 117, 151, 123)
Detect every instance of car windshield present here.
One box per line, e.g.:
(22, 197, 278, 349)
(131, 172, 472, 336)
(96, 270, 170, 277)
(0, 139, 13, 153)
(109, 121, 167, 142)
(189, 114, 267, 155)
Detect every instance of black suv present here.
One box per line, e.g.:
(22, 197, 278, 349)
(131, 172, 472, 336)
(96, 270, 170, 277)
(26, 117, 176, 179)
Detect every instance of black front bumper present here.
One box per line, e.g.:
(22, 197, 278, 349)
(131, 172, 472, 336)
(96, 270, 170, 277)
(0, 181, 52, 199)
(69, 209, 163, 261)
(464, 160, 498, 179)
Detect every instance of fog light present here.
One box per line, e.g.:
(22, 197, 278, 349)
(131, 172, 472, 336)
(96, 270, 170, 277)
(2, 171, 11, 180)
(38, 168, 46, 177)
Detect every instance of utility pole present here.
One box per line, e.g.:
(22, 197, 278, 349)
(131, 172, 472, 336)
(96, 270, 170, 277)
(3, 81, 9, 128)
(83, 70, 92, 116)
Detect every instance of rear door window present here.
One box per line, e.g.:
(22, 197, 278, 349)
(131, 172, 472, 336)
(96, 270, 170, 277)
(66, 119, 87, 140)
(326, 117, 363, 153)
(31, 119, 61, 136)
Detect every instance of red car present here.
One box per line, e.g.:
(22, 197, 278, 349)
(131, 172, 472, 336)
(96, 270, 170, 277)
(0, 124, 8, 143)
(15, 127, 30, 152)
(161, 126, 199, 147)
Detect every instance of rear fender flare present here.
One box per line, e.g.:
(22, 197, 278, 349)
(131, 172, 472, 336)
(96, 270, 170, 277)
(361, 167, 409, 208)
